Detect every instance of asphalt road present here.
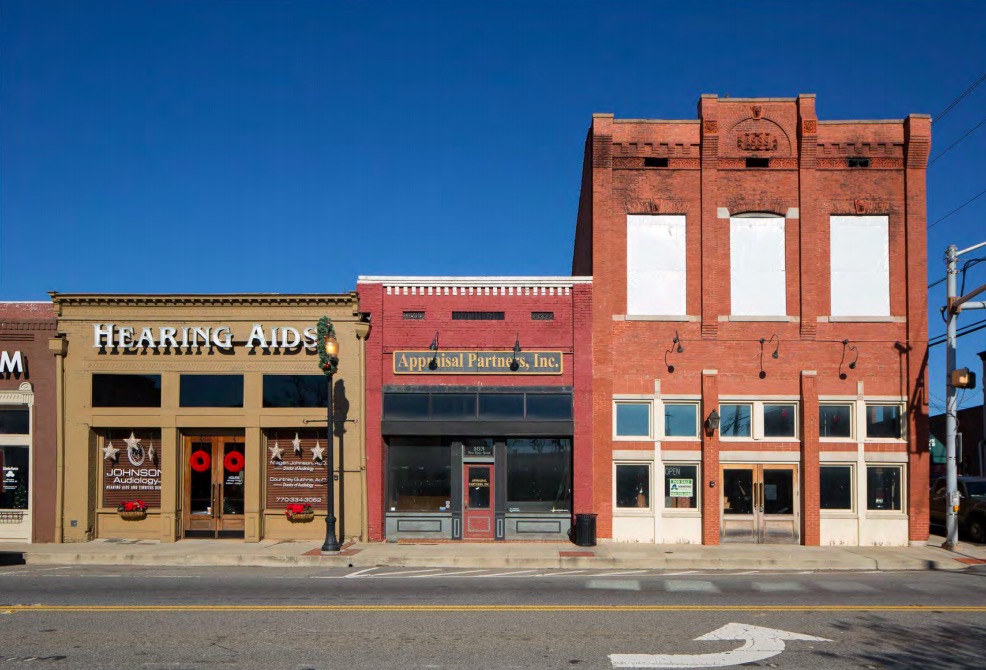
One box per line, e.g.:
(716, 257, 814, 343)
(1, 565, 985, 670)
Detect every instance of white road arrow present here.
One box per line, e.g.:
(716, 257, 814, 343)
(610, 622, 831, 668)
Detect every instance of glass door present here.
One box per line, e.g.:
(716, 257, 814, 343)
(720, 464, 799, 544)
(463, 464, 494, 539)
(183, 435, 245, 538)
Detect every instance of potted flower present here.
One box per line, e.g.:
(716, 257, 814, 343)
(117, 500, 148, 521)
(285, 503, 314, 522)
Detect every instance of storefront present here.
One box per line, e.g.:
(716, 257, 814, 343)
(50, 293, 368, 543)
(0, 302, 57, 543)
(358, 277, 593, 541)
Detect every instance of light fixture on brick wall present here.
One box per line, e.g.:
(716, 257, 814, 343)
(428, 332, 440, 370)
(704, 409, 720, 436)
(759, 334, 780, 378)
(510, 334, 522, 371)
(839, 339, 859, 379)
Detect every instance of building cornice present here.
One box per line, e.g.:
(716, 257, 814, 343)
(357, 276, 591, 297)
(48, 292, 358, 310)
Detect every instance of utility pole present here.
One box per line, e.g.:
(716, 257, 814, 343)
(979, 350, 986, 477)
(943, 240, 986, 550)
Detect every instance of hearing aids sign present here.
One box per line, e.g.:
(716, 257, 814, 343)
(92, 323, 318, 351)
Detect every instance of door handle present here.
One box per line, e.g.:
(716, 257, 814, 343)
(213, 483, 219, 518)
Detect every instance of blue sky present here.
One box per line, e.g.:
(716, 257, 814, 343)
(2, 0, 985, 409)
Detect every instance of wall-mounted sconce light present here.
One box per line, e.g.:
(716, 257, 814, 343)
(704, 408, 720, 436)
(758, 334, 780, 378)
(510, 334, 522, 371)
(839, 339, 859, 380)
(664, 330, 685, 373)
(428, 332, 439, 370)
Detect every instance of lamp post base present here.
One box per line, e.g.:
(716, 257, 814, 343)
(321, 514, 341, 553)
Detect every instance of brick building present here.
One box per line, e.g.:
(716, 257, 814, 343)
(573, 94, 931, 546)
(357, 277, 592, 542)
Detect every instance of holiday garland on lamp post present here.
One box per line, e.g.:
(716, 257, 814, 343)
(317, 316, 339, 375)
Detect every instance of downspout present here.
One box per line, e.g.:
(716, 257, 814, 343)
(49, 335, 68, 543)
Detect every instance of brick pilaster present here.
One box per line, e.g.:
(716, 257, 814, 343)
(800, 371, 820, 545)
(701, 370, 720, 544)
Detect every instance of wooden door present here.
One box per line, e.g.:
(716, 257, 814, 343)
(183, 435, 245, 538)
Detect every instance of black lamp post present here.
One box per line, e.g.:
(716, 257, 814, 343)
(318, 316, 341, 553)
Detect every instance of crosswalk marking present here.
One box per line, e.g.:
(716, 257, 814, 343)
(752, 581, 805, 592)
(664, 580, 719, 593)
(817, 581, 878, 593)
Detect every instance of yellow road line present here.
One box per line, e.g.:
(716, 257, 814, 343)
(4, 604, 986, 613)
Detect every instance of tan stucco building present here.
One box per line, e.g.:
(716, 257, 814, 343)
(50, 293, 367, 543)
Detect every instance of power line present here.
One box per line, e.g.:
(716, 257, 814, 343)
(929, 115, 986, 166)
(927, 186, 986, 230)
(929, 317, 986, 348)
(933, 72, 986, 124)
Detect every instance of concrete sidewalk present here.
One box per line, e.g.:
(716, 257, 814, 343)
(3, 535, 986, 571)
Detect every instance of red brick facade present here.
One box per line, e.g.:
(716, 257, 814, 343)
(357, 278, 592, 542)
(574, 95, 930, 545)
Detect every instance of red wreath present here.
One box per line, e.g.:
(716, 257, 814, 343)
(190, 450, 211, 472)
(224, 451, 245, 473)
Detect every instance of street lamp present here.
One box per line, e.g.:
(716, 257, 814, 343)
(317, 316, 341, 553)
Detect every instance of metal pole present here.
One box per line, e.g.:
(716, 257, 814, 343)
(944, 244, 960, 549)
(979, 350, 986, 477)
(321, 373, 341, 553)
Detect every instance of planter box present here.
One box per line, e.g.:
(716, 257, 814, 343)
(118, 510, 148, 521)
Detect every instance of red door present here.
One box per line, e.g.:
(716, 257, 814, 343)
(463, 464, 494, 539)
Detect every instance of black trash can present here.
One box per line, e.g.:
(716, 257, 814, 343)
(573, 513, 597, 547)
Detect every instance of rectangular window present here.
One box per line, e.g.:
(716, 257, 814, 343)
(615, 402, 651, 438)
(730, 216, 786, 316)
(402, 311, 426, 320)
(0, 407, 29, 434)
(431, 393, 477, 419)
(382, 393, 430, 419)
(387, 440, 451, 512)
(663, 403, 698, 438)
(820, 404, 853, 438)
(92, 374, 162, 408)
(262, 375, 327, 408)
(627, 214, 686, 316)
(451, 311, 504, 321)
(0, 446, 29, 510)
(531, 311, 554, 321)
(719, 404, 752, 438)
(830, 216, 890, 317)
(763, 404, 797, 438)
(506, 438, 572, 513)
(867, 465, 903, 511)
(615, 463, 650, 509)
(866, 404, 903, 439)
(179, 375, 244, 408)
(820, 465, 853, 510)
(478, 393, 524, 419)
(664, 463, 698, 509)
(525, 394, 573, 420)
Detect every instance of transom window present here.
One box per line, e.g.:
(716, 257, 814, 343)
(614, 402, 651, 439)
(865, 404, 904, 440)
(663, 402, 699, 438)
(820, 403, 853, 439)
(719, 401, 799, 440)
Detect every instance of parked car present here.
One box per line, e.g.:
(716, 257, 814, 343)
(930, 476, 986, 543)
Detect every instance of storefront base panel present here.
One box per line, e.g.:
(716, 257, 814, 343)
(97, 512, 162, 540)
(820, 516, 860, 546)
(386, 513, 453, 541)
(612, 515, 654, 543)
(0, 510, 31, 542)
(263, 513, 333, 541)
(505, 514, 569, 541)
(860, 515, 909, 547)
(660, 514, 702, 544)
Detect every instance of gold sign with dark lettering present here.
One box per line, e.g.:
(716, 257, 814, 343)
(393, 351, 563, 375)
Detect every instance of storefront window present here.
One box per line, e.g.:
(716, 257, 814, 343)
(664, 464, 698, 508)
(615, 402, 650, 438)
(820, 465, 853, 510)
(763, 404, 797, 438)
(383, 393, 429, 419)
(663, 403, 698, 437)
(478, 393, 525, 419)
(615, 463, 650, 509)
(867, 465, 903, 511)
(866, 404, 903, 439)
(387, 440, 451, 512)
(179, 375, 244, 408)
(525, 394, 573, 420)
(0, 408, 29, 434)
(0, 446, 29, 510)
(432, 394, 477, 418)
(262, 375, 327, 408)
(506, 438, 571, 513)
(719, 404, 752, 438)
(820, 404, 852, 438)
(92, 374, 161, 408)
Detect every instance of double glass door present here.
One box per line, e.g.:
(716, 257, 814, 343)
(721, 464, 799, 544)
(183, 435, 245, 538)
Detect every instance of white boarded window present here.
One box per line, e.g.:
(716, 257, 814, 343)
(627, 215, 686, 316)
(730, 216, 786, 316)
(830, 216, 890, 317)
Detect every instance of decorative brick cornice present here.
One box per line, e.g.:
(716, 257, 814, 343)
(359, 276, 590, 298)
(49, 293, 357, 309)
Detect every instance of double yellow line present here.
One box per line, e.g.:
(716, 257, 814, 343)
(5, 604, 986, 613)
